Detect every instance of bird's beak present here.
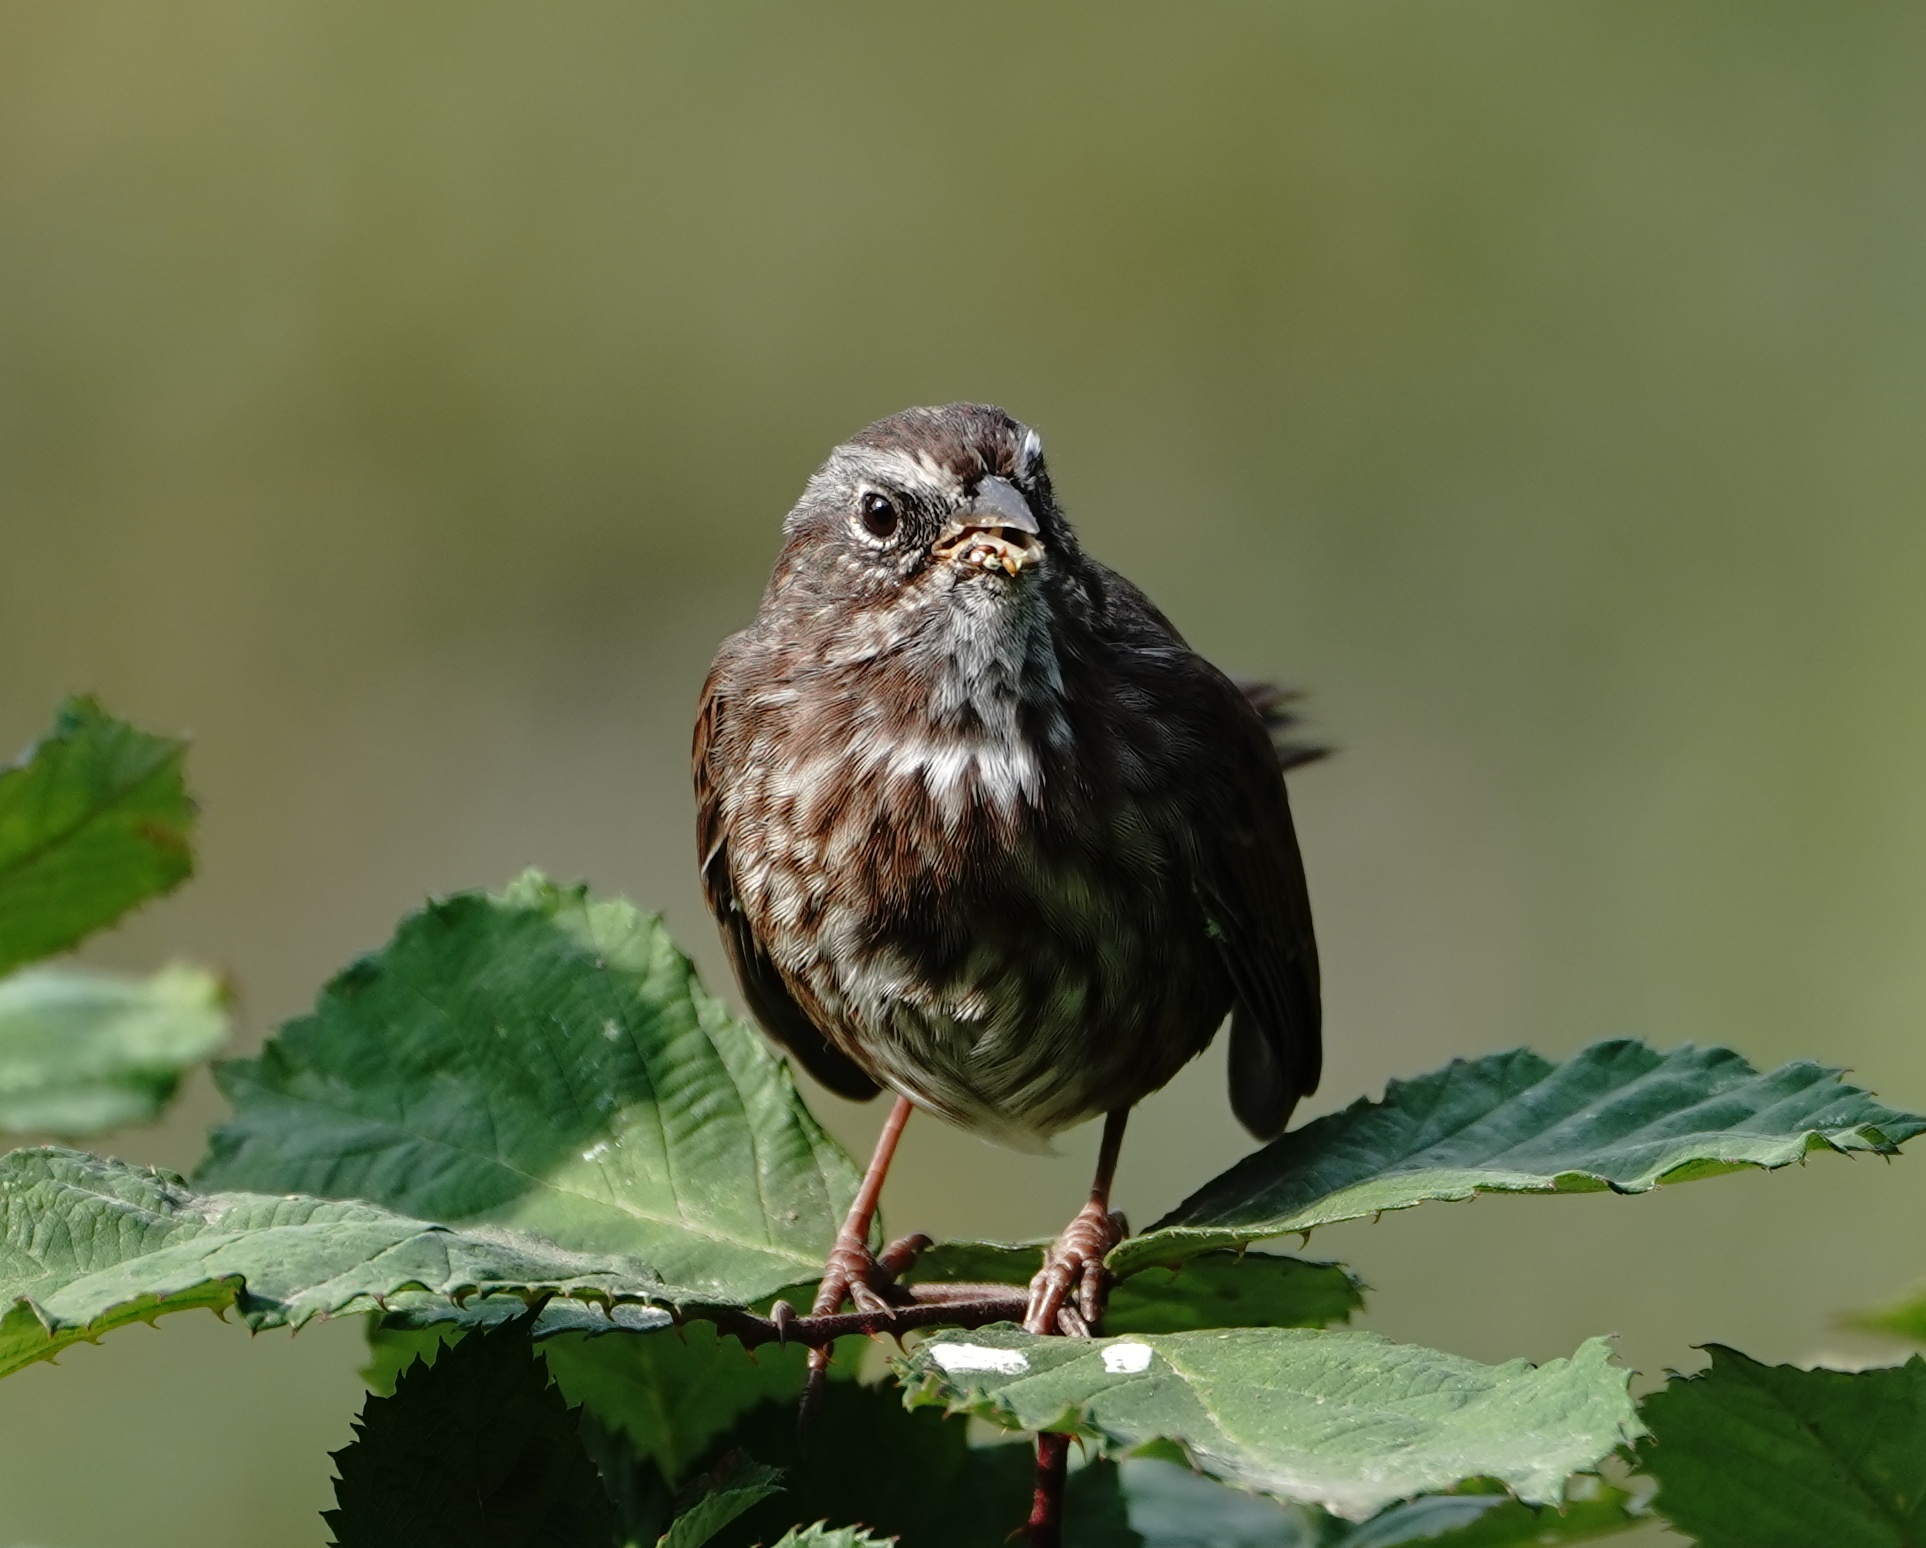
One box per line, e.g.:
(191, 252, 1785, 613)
(934, 477, 1044, 576)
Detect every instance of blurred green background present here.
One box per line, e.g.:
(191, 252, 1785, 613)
(6, 1, 1926, 1542)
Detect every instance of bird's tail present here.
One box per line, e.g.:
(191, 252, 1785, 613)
(1234, 680, 1329, 773)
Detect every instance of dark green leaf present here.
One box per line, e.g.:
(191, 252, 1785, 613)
(579, 1409, 677, 1548)
(198, 872, 861, 1304)
(325, 1320, 616, 1548)
(1116, 1457, 1316, 1547)
(1066, 1457, 1151, 1547)
(0, 1146, 683, 1379)
(1327, 1477, 1643, 1546)
(360, 1321, 461, 1396)
(903, 1239, 1041, 1287)
(1118, 1041, 1926, 1274)
(659, 1456, 785, 1548)
(900, 1327, 1641, 1520)
(697, 1378, 1035, 1548)
(1051, 1462, 1645, 1548)
(544, 1321, 816, 1486)
(1636, 1345, 1926, 1547)
(0, 963, 228, 1134)
(1109, 1252, 1362, 1334)
(0, 698, 194, 975)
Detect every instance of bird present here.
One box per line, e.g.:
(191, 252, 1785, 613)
(693, 403, 1321, 1382)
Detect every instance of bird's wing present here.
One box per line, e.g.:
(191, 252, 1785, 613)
(694, 657, 881, 1103)
(1193, 669, 1323, 1138)
(1090, 568, 1322, 1140)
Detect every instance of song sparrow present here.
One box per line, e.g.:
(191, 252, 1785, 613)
(694, 403, 1321, 1355)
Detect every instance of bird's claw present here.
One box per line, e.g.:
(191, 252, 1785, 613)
(878, 1231, 933, 1278)
(1025, 1204, 1127, 1336)
(797, 1226, 931, 1443)
(809, 1229, 926, 1321)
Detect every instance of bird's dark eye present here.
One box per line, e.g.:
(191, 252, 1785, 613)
(858, 492, 899, 539)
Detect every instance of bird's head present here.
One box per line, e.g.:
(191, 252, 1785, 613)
(770, 404, 1084, 635)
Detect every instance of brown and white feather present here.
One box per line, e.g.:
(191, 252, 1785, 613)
(694, 404, 1321, 1147)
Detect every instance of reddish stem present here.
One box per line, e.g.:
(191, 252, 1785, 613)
(1027, 1432, 1071, 1547)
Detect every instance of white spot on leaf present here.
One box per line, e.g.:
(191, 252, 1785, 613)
(928, 1342, 1030, 1375)
(1102, 1342, 1154, 1375)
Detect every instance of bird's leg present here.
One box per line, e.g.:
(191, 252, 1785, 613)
(1025, 1108, 1130, 1337)
(793, 1095, 921, 1427)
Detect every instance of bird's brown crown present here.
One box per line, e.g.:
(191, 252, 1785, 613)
(842, 402, 1045, 491)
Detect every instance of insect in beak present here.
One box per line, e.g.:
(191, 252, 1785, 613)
(933, 476, 1043, 576)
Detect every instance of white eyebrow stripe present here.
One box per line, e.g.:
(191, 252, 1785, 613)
(857, 446, 965, 496)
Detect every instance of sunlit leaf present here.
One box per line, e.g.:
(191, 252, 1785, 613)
(326, 1320, 616, 1548)
(0, 1147, 684, 1380)
(1118, 1041, 1926, 1274)
(0, 698, 194, 975)
(766, 1528, 893, 1548)
(900, 1326, 1640, 1521)
(1636, 1345, 1926, 1547)
(199, 872, 860, 1304)
(0, 963, 228, 1134)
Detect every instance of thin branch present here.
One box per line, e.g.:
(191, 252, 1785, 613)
(692, 1282, 1029, 1351)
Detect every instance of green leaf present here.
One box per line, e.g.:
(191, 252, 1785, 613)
(579, 1408, 677, 1548)
(692, 1377, 1035, 1548)
(544, 1321, 816, 1486)
(1066, 1457, 1152, 1547)
(1325, 1477, 1643, 1546)
(907, 1243, 1361, 1333)
(1846, 1283, 1926, 1345)
(902, 1239, 1043, 1286)
(1117, 1041, 1926, 1274)
(659, 1456, 785, 1548)
(325, 1319, 617, 1548)
(0, 1146, 686, 1380)
(1116, 1457, 1316, 1547)
(198, 872, 861, 1304)
(767, 1528, 893, 1548)
(1636, 1345, 1926, 1547)
(365, 1286, 676, 1342)
(0, 963, 228, 1134)
(899, 1326, 1641, 1521)
(1108, 1252, 1363, 1334)
(0, 698, 195, 975)
(361, 1320, 460, 1396)
(1114, 1462, 1642, 1548)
